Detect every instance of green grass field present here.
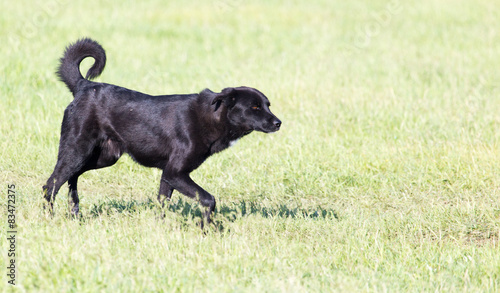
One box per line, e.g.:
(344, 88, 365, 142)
(1, 0, 500, 291)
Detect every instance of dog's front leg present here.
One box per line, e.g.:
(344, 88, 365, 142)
(163, 172, 216, 228)
(158, 170, 174, 219)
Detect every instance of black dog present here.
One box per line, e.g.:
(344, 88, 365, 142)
(43, 38, 281, 226)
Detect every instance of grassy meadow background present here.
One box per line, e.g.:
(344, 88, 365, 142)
(1, 0, 500, 291)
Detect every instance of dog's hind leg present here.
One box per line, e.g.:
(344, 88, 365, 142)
(67, 175, 80, 217)
(43, 135, 102, 215)
(43, 109, 98, 214)
(43, 149, 89, 215)
(63, 141, 122, 217)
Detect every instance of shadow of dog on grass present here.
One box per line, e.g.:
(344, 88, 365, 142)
(86, 197, 338, 232)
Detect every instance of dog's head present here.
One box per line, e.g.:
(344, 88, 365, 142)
(212, 87, 281, 133)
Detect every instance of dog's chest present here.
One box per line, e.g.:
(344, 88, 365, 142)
(208, 138, 239, 155)
(229, 139, 239, 148)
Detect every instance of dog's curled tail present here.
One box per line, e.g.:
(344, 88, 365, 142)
(57, 38, 106, 94)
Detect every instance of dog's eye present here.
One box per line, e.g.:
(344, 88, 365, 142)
(251, 105, 261, 110)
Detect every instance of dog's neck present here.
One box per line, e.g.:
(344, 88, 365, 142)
(198, 89, 252, 155)
(208, 113, 248, 155)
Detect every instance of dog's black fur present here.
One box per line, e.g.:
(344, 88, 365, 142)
(43, 38, 281, 226)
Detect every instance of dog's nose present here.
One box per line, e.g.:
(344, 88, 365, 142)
(274, 119, 282, 129)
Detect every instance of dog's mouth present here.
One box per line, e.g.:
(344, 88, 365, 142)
(266, 127, 280, 133)
(256, 124, 281, 133)
(247, 118, 281, 134)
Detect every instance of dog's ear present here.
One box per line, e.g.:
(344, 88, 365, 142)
(211, 87, 237, 111)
